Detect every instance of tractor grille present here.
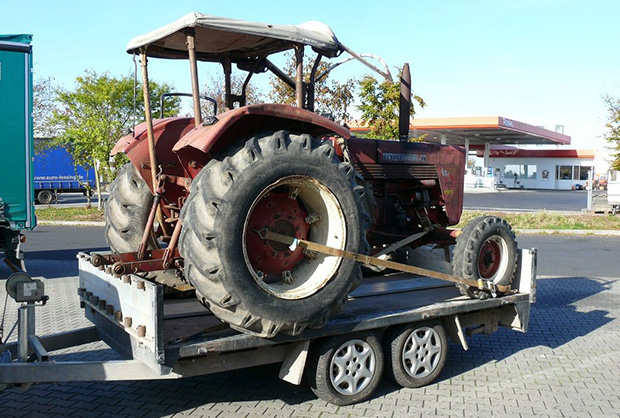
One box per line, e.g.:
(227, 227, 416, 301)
(353, 163, 438, 180)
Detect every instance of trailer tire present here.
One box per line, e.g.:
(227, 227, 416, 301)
(384, 321, 447, 388)
(105, 162, 157, 253)
(179, 131, 370, 338)
(37, 190, 54, 205)
(452, 216, 518, 298)
(307, 332, 383, 405)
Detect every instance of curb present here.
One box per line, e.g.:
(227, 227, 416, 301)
(514, 228, 620, 236)
(38, 220, 105, 227)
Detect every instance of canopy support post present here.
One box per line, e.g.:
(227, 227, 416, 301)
(224, 57, 232, 110)
(140, 50, 169, 237)
(294, 44, 304, 108)
(185, 29, 202, 126)
(139, 51, 159, 192)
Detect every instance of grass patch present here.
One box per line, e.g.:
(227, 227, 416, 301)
(458, 210, 620, 230)
(35, 207, 619, 230)
(36, 206, 104, 222)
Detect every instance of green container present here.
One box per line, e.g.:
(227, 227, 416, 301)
(0, 34, 35, 266)
(0, 34, 35, 230)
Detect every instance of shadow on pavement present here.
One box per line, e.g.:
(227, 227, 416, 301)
(0, 248, 108, 280)
(440, 276, 615, 381)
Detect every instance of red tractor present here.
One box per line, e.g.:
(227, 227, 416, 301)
(101, 13, 518, 338)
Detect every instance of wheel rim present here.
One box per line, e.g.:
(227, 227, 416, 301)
(330, 339, 376, 395)
(402, 327, 442, 379)
(477, 235, 510, 283)
(243, 175, 347, 300)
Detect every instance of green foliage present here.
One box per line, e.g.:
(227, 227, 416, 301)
(268, 53, 356, 123)
(52, 70, 179, 180)
(357, 67, 425, 140)
(603, 94, 620, 170)
(33, 76, 62, 141)
(457, 210, 620, 231)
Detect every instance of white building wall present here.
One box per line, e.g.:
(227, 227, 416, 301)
(486, 157, 594, 190)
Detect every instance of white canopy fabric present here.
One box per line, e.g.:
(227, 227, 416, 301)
(126, 12, 343, 60)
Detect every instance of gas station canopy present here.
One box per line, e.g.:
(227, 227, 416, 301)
(410, 116, 571, 146)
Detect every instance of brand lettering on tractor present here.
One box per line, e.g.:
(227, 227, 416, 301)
(383, 153, 427, 163)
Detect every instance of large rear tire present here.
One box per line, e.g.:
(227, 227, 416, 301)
(452, 216, 518, 298)
(104, 163, 157, 253)
(179, 131, 370, 338)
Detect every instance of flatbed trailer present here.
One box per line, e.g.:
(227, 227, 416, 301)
(0, 248, 536, 405)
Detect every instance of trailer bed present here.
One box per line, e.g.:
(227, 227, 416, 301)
(0, 249, 535, 386)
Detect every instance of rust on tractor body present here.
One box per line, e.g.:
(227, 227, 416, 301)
(107, 12, 468, 291)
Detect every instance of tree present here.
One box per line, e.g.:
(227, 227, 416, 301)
(201, 72, 263, 116)
(604, 94, 620, 170)
(53, 70, 179, 208)
(268, 53, 356, 124)
(357, 68, 426, 139)
(33, 76, 61, 153)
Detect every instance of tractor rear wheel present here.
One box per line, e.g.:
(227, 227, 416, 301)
(452, 216, 518, 298)
(105, 162, 157, 253)
(179, 131, 370, 338)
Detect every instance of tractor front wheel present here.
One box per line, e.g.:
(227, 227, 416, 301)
(452, 216, 518, 298)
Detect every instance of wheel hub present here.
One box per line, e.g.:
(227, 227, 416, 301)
(330, 340, 375, 395)
(478, 239, 501, 279)
(245, 192, 309, 277)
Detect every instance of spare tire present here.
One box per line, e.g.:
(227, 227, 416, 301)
(179, 131, 371, 338)
(451, 216, 518, 299)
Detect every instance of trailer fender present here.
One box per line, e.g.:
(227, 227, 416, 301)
(278, 340, 311, 385)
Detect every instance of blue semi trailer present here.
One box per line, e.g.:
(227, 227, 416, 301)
(34, 140, 95, 204)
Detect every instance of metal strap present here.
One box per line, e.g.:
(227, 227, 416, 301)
(261, 230, 511, 295)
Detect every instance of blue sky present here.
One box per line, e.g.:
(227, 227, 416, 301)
(2, 0, 618, 151)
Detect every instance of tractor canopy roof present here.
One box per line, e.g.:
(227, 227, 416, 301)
(126, 12, 343, 61)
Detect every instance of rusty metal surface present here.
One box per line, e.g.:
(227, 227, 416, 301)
(171, 103, 351, 156)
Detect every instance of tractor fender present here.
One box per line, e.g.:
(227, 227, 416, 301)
(172, 103, 351, 159)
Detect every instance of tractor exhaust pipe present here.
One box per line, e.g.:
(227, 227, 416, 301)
(399, 63, 411, 141)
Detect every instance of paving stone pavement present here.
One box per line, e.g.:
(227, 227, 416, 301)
(1, 274, 619, 418)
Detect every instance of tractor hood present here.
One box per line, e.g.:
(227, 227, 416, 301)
(126, 12, 344, 60)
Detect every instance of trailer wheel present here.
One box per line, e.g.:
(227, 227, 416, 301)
(179, 131, 370, 338)
(384, 321, 447, 388)
(104, 162, 157, 253)
(452, 216, 518, 298)
(307, 332, 383, 405)
(37, 190, 53, 205)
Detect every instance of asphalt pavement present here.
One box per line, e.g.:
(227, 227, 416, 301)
(0, 226, 619, 417)
(10, 226, 619, 279)
(464, 188, 588, 213)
